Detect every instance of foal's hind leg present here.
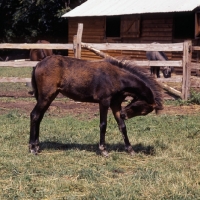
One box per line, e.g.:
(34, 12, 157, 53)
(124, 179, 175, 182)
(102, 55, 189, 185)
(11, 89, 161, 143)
(99, 104, 109, 157)
(30, 93, 58, 154)
(110, 103, 135, 156)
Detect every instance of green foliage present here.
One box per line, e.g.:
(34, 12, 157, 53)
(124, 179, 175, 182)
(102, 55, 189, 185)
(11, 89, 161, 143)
(165, 90, 200, 106)
(0, 0, 84, 42)
(188, 90, 200, 105)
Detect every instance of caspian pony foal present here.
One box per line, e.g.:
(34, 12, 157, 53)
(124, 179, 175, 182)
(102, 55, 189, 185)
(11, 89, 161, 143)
(29, 55, 163, 156)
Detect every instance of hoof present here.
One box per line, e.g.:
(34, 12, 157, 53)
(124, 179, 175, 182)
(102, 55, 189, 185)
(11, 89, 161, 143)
(129, 150, 136, 156)
(99, 144, 109, 157)
(29, 144, 39, 155)
(30, 149, 38, 155)
(101, 150, 109, 157)
(125, 146, 135, 156)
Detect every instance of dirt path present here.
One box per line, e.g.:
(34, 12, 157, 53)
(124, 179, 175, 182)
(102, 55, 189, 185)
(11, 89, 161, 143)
(0, 90, 200, 117)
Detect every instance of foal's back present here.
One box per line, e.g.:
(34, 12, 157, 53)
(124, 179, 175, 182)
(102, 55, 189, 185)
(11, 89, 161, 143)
(34, 55, 130, 102)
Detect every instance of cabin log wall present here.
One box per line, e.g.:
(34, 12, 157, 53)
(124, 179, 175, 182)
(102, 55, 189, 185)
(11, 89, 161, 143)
(68, 14, 174, 60)
(68, 13, 200, 75)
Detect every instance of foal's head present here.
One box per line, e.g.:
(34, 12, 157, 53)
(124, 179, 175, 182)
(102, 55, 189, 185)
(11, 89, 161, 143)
(120, 99, 155, 120)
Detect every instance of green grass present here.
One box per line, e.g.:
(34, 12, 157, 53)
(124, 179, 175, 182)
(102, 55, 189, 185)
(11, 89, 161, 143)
(0, 67, 200, 199)
(0, 66, 32, 77)
(0, 101, 200, 199)
(0, 66, 32, 94)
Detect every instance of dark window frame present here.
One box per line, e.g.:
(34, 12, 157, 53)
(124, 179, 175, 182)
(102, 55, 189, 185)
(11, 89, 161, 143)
(173, 12, 195, 39)
(106, 16, 121, 38)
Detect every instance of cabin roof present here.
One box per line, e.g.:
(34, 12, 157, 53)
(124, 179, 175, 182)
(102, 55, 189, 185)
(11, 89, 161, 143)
(62, 0, 200, 18)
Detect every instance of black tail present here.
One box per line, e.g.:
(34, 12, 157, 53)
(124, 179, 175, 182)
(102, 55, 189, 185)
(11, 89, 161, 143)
(31, 67, 38, 100)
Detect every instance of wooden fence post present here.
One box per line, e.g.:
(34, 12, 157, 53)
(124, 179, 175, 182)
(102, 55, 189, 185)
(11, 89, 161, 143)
(182, 40, 192, 100)
(73, 35, 77, 58)
(76, 23, 83, 59)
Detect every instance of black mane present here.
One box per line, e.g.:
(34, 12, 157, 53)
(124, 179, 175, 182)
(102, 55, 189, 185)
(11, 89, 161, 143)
(105, 57, 163, 110)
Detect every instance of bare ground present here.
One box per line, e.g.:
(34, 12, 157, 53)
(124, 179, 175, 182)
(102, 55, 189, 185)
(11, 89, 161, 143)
(1, 90, 200, 117)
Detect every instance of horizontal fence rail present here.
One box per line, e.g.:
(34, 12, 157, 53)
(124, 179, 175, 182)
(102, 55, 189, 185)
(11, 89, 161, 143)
(0, 42, 183, 52)
(0, 61, 38, 67)
(0, 60, 183, 68)
(0, 77, 31, 83)
(0, 43, 73, 50)
(81, 42, 184, 52)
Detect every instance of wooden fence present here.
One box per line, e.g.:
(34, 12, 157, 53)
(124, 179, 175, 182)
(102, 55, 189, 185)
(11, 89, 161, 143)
(0, 23, 198, 100)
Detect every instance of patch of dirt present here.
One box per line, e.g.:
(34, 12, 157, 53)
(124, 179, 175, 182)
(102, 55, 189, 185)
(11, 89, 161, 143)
(0, 97, 99, 118)
(0, 90, 200, 117)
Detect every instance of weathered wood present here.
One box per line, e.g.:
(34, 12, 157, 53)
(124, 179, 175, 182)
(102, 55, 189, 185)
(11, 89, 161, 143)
(157, 76, 182, 83)
(158, 82, 182, 98)
(191, 62, 200, 69)
(73, 35, 77, 58)
(193, 46, 200, 51)
(76, 23, 83, 59)
(81, 43, 182, 66)
(182, 40, 192, 100)
(0, 43, 73, 50)
(0, 77, 31, 82)
(141, 32, 172, 37)
(0, 61, 38, 67)
(129, 60, 182, 67)
(81, 42, 183, 51)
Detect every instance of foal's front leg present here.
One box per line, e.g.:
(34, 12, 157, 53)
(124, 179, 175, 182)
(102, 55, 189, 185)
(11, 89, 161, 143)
(110, 104, 135, 155)
(99, 104, 109, 157)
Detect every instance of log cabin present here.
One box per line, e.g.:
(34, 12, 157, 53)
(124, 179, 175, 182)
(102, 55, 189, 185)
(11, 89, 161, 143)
(62, 0, 200, 74)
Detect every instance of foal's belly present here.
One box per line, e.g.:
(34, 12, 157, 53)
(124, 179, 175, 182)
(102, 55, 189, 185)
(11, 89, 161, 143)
(59, 89, 99, 103)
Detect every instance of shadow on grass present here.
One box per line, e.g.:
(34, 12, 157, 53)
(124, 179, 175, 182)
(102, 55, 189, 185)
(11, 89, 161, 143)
(40, 141, 155, 156)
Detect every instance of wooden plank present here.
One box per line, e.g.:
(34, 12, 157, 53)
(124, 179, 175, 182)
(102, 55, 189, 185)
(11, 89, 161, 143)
(81, 42, 183, 51)
(191, 62, 200, 69)
(0, 61, 38, 67)
(157, 77, 182, 83)
(0, 59, 182, 68)
(143, 19, 173, 24)
(132, 60, 182, 67)
(143, 24, 173, 28)
(143, 28, 173, 32)
(193, 46, 200, 51)
(140, 37, 172, 42)
(141, 32, 172, 37)
(0, 77, 31, 83)
(0, 43, 73, 50)
(0, 42, 184, 52)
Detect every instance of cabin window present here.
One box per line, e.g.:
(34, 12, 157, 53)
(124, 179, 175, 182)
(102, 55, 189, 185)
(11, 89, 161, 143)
(195, 12, 200, 38)
(173, 12, 195, 39)
(106, 16, 121, 37)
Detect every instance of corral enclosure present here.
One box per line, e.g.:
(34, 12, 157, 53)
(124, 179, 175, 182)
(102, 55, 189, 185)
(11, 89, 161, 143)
(1, 1, 200, 198)
(1, 0, 200, 100)
(0, 40, 190, 98)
